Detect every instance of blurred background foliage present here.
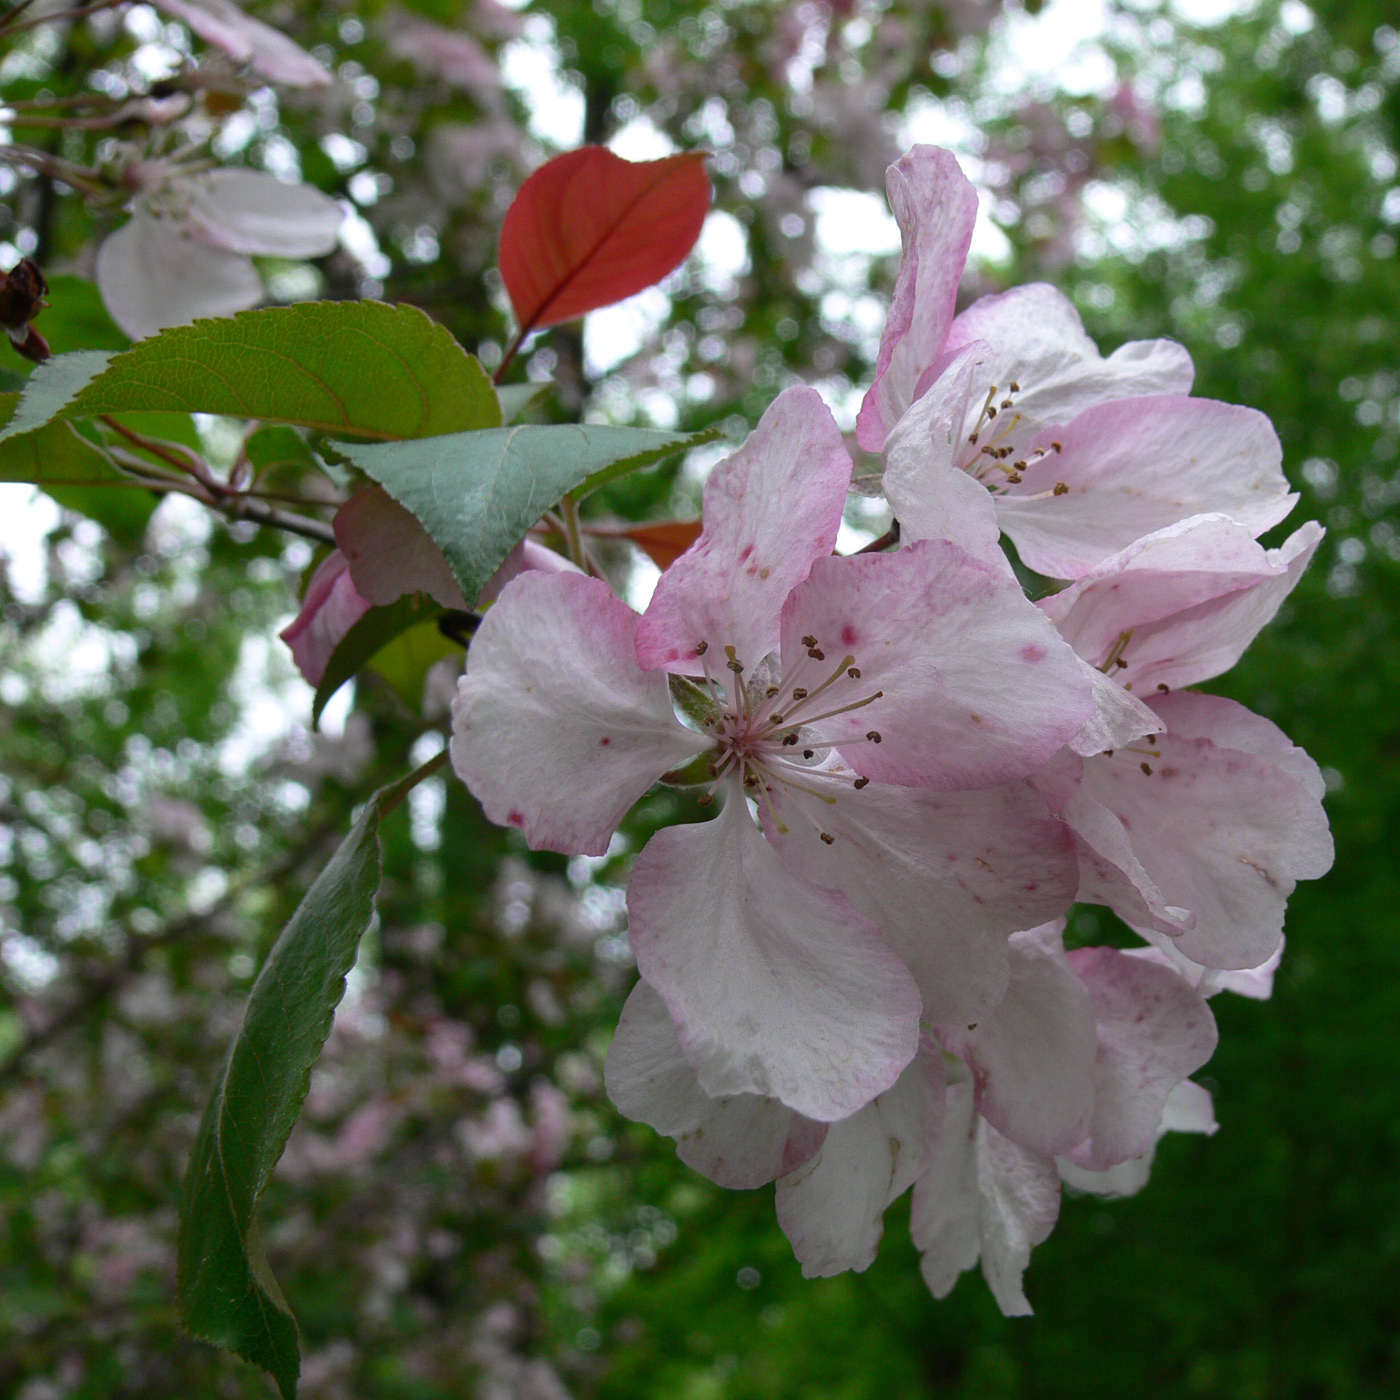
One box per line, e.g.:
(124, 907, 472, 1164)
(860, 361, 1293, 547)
(1, 0, 1398, 1396)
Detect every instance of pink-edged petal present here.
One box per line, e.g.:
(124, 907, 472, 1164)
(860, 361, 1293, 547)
(943, 283, 1195, 430)
(1073, 696, 1333, 968)
(910, 1071, 1060, 1317)
(603, 978, 825, 1188)
(1128, 933, 1286, 1001)
(636, 385, 852, 673)
(994, 396, 1297, 579)
(96, 210, 265, 341)
(779, 540, 1094, 788)
(768, 772, 1077, 1024)
(1039, 515, 1324, 692)
(1057, 1078, 1217, 1199)
(1062, 945, 1218, 1171)
(450, 572, 704, 856)
(856, 147, 978, 451)
(278, 549, 371, 686)
(936, 923, 1097, 1156)
(775, 1036, 944, 1277)
(182, 169, 343, 258)
(881, 342, 1009, 568)
(1069, 662, 1162, 756)
(626, 794, 922, 1121)
(153, 0, 332, 87)
(335, 487, 467, 609)
(1149, 689, 1326, 801)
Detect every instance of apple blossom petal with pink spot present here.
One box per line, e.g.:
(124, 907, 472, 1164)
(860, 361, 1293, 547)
(936, 923, 1097, 1157)
(96, 210, 266, 341)
(336, 487, 468, 610)
(636, 386, 852, 672)
(603, 979, 825, 1189)
(779, 540, 1094, 789)
(775, 1037, 944, 1277)
(178, 169, 343, 258)
(766, 773, 1077, 1025)
(626, 795, 922, 1121)
(1061, 945, 1217, 1171)
(450, 573, 705, 856)
(910, 1072, 1060, 1316)
(1039, 514, 1324, 693)
(993, 395, 1297, 579)
(278, 549, 371, 686)
(1071, 698, 1333, 968)
(856, 147, 979, 452)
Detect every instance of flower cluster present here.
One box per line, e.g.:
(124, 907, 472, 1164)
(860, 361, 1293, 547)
(450, 144, 1332, 1313)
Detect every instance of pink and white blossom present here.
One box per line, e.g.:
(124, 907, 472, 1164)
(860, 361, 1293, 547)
(96, 164, 342, 340)
(152, 0, 332, 88)
(454, 385, 1095, 1119)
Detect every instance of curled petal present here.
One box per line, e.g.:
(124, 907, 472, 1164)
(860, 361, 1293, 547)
(604, 979, 825, 1189)
(1068, 662, 1163, 756)
(910, 1073, 1060, 1317)
(626, 795, 922, 1121)
(450, 573, 704, 856)
(636, 386, 852, 672)
(278, 550, 371, 686)
(994, 395, 1297, 579)
(780, 540, 1094, 789)
(1039, 514, 1324, 693)
(776, 1038, 944, 1277)
(856, 147, 979, 451)
(336, 487, 467, 609)
(96, 210, 265, 340)
(1062, 946, 1218, 1171)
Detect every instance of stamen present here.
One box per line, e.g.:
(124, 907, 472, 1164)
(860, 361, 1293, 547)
(695, 640, 708, 655)
(820, 832, 835, 845)
(801, 635, 818, 648)
(853, 776, 870, 789)
(773, 654, 859, 725)
(866, 730, 882, 743)
(1098, 629, 1134, 674)
(1141, 762, 1153, 775)
(775, 689, 883, 731)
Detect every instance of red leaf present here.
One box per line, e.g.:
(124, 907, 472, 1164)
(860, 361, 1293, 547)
(499, 146, 710, 334)
(584, 519, 704, 570)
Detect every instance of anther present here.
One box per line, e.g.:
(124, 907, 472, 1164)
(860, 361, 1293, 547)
(847, 667, 861, 679)
(697, 793, 714, 807)
(801, 635, 818, 648)
(1051, 441, 1063, 452)
(1157, 683, 1170, 693)
(782, 733, 800, 746)
(695, 640, 708, 655)
(1007, 473, 1022, 483)
(744, 772, 759, 788)
(765, 686, 781, 698)
(1013, 461, 1027, 471)
(866, 730, 882, 743)
(808, 647, 825, 660)
(1114, 657, 1128, 669)
(727, 658, 744, 673)
(1001, 399, 1014, 409)
(853, 776, 870, 789)
(1141, 762, 1153, 775)
(769, 713, 784, 725)
(1010, 380, 1020, 391)
(820, 832, 835, 845)
(791, 688, 808, 701)
(1053, 482, 1069, 496)
(803, 749, 814, 759)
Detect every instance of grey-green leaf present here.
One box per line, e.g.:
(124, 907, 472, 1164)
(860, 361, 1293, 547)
(177, 790, 388, 1398)
(339, 423, 719, 601)
(0, 302, 501, 444)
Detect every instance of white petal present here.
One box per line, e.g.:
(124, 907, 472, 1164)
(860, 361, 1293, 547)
(96, 210, 264, 340)
(775, 1038, 944, 1277)
(626, 794, 922, 1121)
(183, 169, 344, 257)
(604, 979, 824, 1188)
(936, 924, 1097, 1156)
(153, 0, 332, 87)
(768, 775, 1078, 1025)
(450, 572, 705, 856)
(1068, 662, 1162, 756)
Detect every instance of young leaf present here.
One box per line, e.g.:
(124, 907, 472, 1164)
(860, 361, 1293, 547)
(584, 519, 704, 569)
(338, 423, 718, 603)
(176, 761, 440, 1397)
(499, 146, 710, 334)
(0, 302, 500, 444)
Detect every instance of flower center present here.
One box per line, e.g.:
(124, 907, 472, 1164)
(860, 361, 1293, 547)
(689, 635, 884, 841)
(950, 379, 1070, 499)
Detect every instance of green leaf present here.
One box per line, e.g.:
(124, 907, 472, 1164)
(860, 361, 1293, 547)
(339, 424, 719, 602)
(311, 592, 444, 727)
(365, 617, 459, 710)
(0, 392, 157, 541)
(495, 381, 551, 423)
(176, 759, 439, 1399)
(0, 301, 501, 444)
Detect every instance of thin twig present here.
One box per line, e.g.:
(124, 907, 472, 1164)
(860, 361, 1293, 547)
(1, 0, 125, 37)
